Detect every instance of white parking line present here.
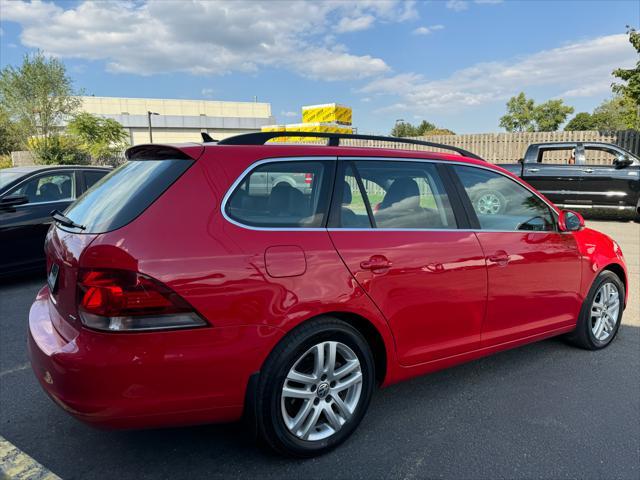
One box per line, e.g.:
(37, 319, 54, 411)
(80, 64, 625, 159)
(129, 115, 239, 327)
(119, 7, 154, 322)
(0, 363, 30, 378)
(0, 436, 61, 479)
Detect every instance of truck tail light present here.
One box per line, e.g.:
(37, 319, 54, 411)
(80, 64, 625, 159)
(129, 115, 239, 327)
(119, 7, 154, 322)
(77, 268, 207, 332)
(304, 173, 313, 184)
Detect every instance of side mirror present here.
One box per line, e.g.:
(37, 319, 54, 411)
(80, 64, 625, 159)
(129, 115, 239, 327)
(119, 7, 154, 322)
(614, 154, 633, 168)
(0, 194, 29, 210)
(558, 210, 584, 232)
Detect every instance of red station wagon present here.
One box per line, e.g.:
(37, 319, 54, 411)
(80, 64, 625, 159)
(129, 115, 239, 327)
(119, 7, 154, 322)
(28, 132, 628, 457)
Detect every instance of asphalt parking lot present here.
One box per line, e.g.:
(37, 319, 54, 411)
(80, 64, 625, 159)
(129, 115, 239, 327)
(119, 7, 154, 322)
(1, 220, 638, 480)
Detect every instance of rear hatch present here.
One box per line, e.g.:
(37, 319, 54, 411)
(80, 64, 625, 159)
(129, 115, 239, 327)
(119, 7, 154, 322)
(46, 145, 200, 340)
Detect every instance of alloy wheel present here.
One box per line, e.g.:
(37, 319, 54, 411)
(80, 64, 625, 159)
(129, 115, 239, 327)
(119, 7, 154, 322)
(590, 282, 620, 342)
(476, 193, 502, 215)
(280, 341, 363, 441)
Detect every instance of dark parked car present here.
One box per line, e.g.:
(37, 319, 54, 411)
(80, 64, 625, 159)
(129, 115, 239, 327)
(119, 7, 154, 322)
(501, 142, 640, 220)
(0, 165, 111, 277)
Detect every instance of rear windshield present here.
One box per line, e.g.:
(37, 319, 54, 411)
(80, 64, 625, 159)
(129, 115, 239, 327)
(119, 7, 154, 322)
(63, 159, 193, 233)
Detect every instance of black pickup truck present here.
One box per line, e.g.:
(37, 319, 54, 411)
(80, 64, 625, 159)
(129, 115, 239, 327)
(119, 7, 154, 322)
(500, 142, 640, 220)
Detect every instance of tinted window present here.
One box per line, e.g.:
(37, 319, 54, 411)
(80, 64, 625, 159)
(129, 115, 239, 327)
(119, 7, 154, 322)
(339, 161, 456, 229)
(225, 161, 332, 228)
(9, 172, 74, 203)
(84, 170, 108, 190)
(455, 166, 555, 231)
(64, 159, 192, 233)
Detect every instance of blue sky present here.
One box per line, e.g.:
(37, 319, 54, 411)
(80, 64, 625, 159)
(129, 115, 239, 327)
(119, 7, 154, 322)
(0, 0, 637, 134)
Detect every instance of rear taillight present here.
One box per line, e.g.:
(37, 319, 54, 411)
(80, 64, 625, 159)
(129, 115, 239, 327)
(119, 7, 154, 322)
(77, 268, 206, 332)
(304, 173, 313, 184)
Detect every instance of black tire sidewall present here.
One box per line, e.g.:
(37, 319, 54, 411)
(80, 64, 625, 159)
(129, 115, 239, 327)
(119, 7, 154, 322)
(258, 319, 375, 457)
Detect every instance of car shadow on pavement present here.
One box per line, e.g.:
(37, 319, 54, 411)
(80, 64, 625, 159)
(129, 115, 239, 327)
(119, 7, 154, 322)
(72, 324, 639, 478)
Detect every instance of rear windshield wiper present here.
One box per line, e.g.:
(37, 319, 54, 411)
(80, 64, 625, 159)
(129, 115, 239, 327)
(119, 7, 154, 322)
(51, 209, 86, 230)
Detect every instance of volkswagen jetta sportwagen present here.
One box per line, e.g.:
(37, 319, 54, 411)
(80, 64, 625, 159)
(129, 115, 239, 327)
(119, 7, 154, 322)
(28, 132, 628, 457)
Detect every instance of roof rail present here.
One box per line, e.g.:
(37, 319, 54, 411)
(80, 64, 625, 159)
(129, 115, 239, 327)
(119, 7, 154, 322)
(217, 131, 484, 160)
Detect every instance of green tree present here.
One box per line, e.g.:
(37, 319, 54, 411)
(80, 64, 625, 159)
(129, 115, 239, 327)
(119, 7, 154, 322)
(499, 92, 536, 132)
(0, 51, 80, 154)
(391, 121, 419, 137)
(612, 27, 640, 107)
(564, 112, 597, 131)
(0, 106, 22, 155)
(591, 94, 639, 130)
(533, 99, 574, 131)
(67, 112, 129, 160)
(391, 119, 454, 136)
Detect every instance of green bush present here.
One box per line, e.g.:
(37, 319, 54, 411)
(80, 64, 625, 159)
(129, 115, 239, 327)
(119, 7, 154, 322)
(27, 135, 88, 165)
(0, 154, 12, 169)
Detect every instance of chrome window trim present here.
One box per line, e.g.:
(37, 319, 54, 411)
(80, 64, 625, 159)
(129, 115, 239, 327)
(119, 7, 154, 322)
(220, 155, 563, 233)
(220, 156, 337, 232)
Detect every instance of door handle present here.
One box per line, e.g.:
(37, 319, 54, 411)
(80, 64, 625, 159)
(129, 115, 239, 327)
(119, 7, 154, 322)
(582, 168, 594, 173)
(488, 251, 510, 266)
(360, 255, 392, 272)
(527, 168, 539, 173)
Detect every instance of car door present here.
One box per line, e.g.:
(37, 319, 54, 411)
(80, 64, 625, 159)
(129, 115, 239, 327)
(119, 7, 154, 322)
(521, 144, 586, 208)
(580, 144, 640, 212)
(328, 158, 487, 365)
(450, 164, 582, 347)
(0, 170, 76, 273)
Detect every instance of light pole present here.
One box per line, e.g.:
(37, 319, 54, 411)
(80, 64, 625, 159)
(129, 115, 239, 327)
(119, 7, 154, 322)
(147, 111, 159, 143)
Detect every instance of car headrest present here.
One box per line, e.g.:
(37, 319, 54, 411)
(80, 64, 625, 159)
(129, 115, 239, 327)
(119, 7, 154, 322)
(380, 178, 420, 210)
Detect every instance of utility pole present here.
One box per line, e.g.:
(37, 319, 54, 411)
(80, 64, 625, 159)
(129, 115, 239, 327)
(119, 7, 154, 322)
(148, 111, 159, 143)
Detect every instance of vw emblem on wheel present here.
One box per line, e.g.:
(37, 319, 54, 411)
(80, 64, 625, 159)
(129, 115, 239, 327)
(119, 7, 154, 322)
(316, 382, 330, 399)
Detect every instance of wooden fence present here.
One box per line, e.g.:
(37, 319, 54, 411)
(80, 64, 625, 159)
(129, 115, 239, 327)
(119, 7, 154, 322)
(342, 130, 640, 164)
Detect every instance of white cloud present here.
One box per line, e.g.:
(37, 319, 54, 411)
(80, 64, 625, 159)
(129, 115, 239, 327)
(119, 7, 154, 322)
(446, 1, 469, 12)
(362, 34, 636, 113)
(201, 88, 214, 98)
(0, 0, 413, 80)
(447, 0, 502, 11)
(413, 25, 445, 35)
(281, 110, 298, 118)
(336, 15, 376, 33)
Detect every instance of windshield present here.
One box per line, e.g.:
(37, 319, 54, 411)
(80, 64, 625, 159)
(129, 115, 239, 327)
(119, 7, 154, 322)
(0, 170, 24, 191)
(63, 159, 193, 233)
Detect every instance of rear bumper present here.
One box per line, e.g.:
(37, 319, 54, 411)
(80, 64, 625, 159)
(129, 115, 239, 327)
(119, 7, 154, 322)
(28, 286, 282, 429)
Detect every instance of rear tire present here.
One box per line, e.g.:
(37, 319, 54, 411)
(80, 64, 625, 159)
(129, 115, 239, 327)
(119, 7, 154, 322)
(255, 317, 375, 457)
(565, 271, 624, 350)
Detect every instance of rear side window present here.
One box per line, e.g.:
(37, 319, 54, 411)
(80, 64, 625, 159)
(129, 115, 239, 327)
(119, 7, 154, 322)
(225, 160, 333, 228)
(338, 160, 457, 229)
(454, 166, 555, 232)
(83, 170, 108, 191)
(64, 159, 193, 233)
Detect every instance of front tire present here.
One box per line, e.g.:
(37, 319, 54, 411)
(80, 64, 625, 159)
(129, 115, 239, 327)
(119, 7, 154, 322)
(566, 271, 624, 350)
(256, 317, 375, 457)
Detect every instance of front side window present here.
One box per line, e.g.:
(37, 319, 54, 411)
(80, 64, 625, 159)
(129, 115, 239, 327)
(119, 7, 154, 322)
(225, 160, 332, 228)
(455, 166, 555, 232)
(9, 172, 74, 204)
(583, 146, 626, 166)
(339, 161, 457, 229)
